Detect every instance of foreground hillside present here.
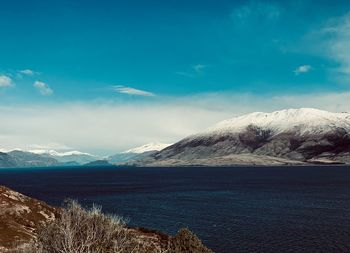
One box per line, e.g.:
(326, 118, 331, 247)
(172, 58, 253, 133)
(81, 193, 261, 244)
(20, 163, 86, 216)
(0, 186, 212, 253)
(131, 108, 350, 166)
(0, 186, 58, 251)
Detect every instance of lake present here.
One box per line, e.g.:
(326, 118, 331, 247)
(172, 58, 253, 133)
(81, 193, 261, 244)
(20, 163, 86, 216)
(1, 166, 350, 253)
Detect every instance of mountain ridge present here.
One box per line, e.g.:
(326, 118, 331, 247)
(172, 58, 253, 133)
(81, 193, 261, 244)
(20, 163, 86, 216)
(108, 142, 172, 164)
(204, 108, 350, 136)
(131, 108, 350, 166)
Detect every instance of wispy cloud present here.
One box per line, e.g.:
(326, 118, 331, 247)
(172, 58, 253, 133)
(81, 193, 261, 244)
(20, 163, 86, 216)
(114, 85, 155, 97)
(19, 69, 38, 76)
(0, 75, 14, 87)
(176, 64, 207, 78)
(319, 12, 350, 77)
(192, 64, 206, 73)
(294, 65, 312, 75)
(175, 71, 195, 78)
(231, 1, 281, 22)
(33, 81, 53, 96)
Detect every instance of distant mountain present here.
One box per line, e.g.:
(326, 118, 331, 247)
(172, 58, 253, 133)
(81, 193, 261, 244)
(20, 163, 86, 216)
(132, 108, 350, 166)
(84, 160, 114, 167)
(7, 150, 59, 167)
(108, 142, 172, 164)
(29, 150, 99, 165)
(0, 150, 60, 168)
(0, 149, 98, 168)
(0, 152, 18, 168)
(108, 153, 141, 164)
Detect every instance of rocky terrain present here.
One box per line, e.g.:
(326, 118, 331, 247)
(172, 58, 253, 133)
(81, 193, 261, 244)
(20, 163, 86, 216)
(131, 108, 350, 166)
(0, 186, 59, 251)
(0, 186, 212, 253)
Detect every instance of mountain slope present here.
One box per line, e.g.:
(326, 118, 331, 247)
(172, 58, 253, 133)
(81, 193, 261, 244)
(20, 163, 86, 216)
(135, 108, 350, 166)
(84, 160, 114, 167)
(0, 186, 58, 250)
(123, 142, 172, 154)
(8, 150, 59, 167)
(108, 142, 172, 164)
(30, 150, 98, 164)
(0, 152, 18, 168)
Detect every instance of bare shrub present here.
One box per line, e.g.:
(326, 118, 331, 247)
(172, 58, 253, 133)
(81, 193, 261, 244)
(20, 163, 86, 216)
(37, 200, 128, 253)
(6, 242, 38, 253)
(14, 200, 165, 253)
(9, 201, 212, 253)
(168, 228, 213, 253)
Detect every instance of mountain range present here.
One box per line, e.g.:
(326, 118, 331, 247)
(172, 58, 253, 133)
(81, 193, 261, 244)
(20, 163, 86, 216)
(30, 150, 98, 164)
(0, 143, 171, 168)
(130, 108, 350, 166)
(1, 108, 350, 168)
(0, 149, 98, 168)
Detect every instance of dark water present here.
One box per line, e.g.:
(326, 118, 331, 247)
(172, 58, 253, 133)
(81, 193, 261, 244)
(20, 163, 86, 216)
(1, 166, 350, 253)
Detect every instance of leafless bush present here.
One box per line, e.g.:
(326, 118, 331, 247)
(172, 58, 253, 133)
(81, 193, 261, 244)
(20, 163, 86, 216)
(37, 200, 128, 253)
(10, 200, 165, 253)
(168, 228, 213, 253)
(9, 200, 212, 253)
(6, 242, 38, 253)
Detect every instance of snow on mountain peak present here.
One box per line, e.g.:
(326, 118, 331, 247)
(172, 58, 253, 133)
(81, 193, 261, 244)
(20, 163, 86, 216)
(123, 142, 173, 154)
(29, 149, 95, 157)
(206, 108, 350, 135)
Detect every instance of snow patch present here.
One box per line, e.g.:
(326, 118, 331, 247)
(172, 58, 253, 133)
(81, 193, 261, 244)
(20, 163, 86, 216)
(205, 108, 350, 136)
(28, 149, 95, 157)
(123, 142, 173, 154)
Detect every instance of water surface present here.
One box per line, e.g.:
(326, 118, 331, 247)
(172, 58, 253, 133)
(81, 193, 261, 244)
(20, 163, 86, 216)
(1, 166, 350, 253)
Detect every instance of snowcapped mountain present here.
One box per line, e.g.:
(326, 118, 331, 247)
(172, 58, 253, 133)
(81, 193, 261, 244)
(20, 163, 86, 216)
(29, 150, 99, 164)
(29, 150, 93, 157)
(1, 150, 59, 168)
(108, 142, 172, 164)
(122, 142, 172, 154)
(206, 108, 350, 136)
(0, 149, 99, 167)
(133, 108, 350, 166)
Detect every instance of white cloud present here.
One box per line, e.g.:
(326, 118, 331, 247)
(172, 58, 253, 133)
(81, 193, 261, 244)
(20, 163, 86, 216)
(0, 102, 228, 155)
(231, 1, 281, 22)
(192, 64, 206, 73)
(176, 64, 207, 78)
(114, 85, 155, 97)
(33, 81, 53, 96)
(0, 75, 13, 87)
(294, 65, 312, 75)
(316, 12, 350, 78)
(0, 91, 350, 155)
(19, 69, 37, 76)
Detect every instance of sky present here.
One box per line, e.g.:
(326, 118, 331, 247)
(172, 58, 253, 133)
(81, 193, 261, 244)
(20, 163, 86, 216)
(1, 0, 350, 155)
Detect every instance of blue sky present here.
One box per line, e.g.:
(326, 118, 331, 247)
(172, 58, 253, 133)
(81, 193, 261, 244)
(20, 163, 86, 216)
(1, 0, 350, 154)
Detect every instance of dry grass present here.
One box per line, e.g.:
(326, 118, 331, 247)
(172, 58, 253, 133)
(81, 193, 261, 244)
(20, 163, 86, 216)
(9, 200, 213, 253)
